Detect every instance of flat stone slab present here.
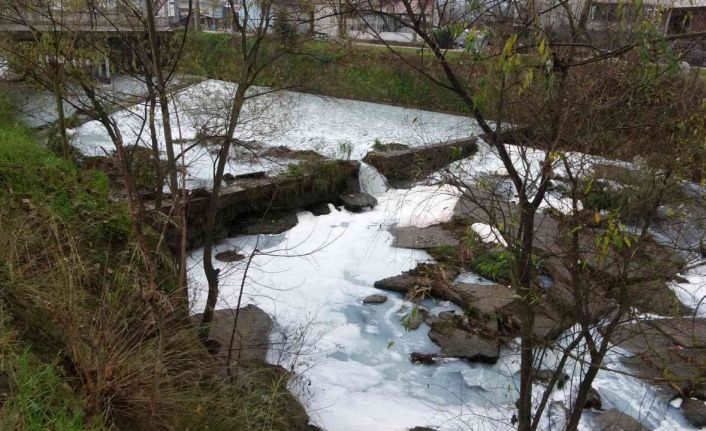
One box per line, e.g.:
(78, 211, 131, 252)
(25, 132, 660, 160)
(454, 282, 515, 316)
(611, 318, 706, 397)
(594, 409, 649, 431)
(391, 225, 460, 249)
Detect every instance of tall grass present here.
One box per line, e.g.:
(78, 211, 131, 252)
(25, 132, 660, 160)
(0, 90, 314, 430)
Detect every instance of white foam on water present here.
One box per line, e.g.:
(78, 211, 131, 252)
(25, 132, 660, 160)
(70, 79, 479, 189)
(670, 261, 706, 317)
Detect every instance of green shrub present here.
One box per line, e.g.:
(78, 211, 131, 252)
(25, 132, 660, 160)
(583, 183, 630, 212)
(471, 247, 513, 282)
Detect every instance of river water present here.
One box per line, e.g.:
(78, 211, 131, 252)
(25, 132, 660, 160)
(13, 78, 701, 430)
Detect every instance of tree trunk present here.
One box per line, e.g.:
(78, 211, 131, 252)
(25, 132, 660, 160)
(147, 87, 164, 211)
(52, 79, 69, 157)
(199, 85, 248, 341)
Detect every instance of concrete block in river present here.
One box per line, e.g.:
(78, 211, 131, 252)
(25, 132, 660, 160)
(362, 137, 477, 182)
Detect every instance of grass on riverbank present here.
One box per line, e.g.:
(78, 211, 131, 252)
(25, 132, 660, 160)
(0, 91, 312, 430)
(182, 32, 478, 113)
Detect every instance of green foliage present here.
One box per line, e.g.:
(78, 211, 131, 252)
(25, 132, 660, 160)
(0, 92, 130, 243)
(126, 146, 162, 193)
(285, 163, 304, 177)
(309, 160, 348, 194)
(471, 247, 513, 282)
(583, 183, 630, 212)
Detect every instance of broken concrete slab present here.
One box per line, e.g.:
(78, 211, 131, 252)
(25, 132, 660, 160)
(363, 138, 477, 182)
(161, 160, 360, 250)
(391, 225, 460, 249)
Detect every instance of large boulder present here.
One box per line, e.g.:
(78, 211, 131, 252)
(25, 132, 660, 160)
(373, 264, 461, 297)
(374, 273, 421, 294)
(191, 304, 272, 364)
(455, 282, 515, 317)
(339, 192, 377, 212)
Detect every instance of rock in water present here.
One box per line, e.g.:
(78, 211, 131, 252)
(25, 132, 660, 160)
(682, 398, 706, 428)
(215, 249, 246, 262)
(339, 192, 377, 212)
(374, 273, 422, 293)
(403, 307, 429, 330)
(230, 212, 299, 235)
(409, 352, 439, 365)
(427, 315, 499, 364)
(362, 294, 388, 304)
(594, 409, 649, 431)
(584, 387, 602, 410)
(306, 202, 332, 216)
(534, 368, 570, 389)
